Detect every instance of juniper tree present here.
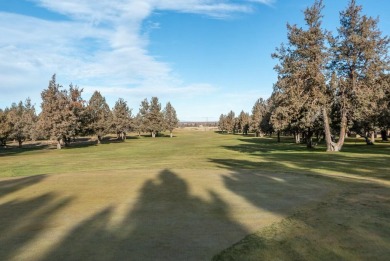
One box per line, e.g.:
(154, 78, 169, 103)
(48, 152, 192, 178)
(251, 98, 268, 137)
(86, 91, 112, 143)
(67, 84, 85, 140)
(163, 102, 179, 138)
(112, 98, 132, 141)
(148, 97, 164, 138)
(133, 112, 143, 137)
(237, 110, 251, 135)
(272, 0, 328, 148)
(38, 74, 77, 149)
(139, 98, 151, 136)
(328, 0, 389, 149)
(8, 99, 36, 148)
(226, 110, 236, 134)
(0, 108, 12, 147)
(218, 114, 227, 133)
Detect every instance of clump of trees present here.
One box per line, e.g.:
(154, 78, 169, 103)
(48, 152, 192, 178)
(0, 75, 179, 149)
(219, 0, 389, 152)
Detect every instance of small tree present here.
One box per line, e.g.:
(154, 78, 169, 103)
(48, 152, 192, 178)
(8, 99, 36, 148)
(218, 114, 227, 133)
(251, 98, 267, 137)
(0, 108, 12, 147)
(237, 111, 251, 135)
(163, 102, 179, 138)
(226, 110, 236, 134)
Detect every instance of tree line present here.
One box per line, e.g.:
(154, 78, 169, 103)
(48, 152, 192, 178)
(219, 0, 389, 152)
(0, 74, 179, 149)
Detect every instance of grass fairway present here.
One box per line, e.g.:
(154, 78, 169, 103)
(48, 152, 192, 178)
(0, 130, 389, 260)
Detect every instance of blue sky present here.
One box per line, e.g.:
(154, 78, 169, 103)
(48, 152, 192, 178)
(1, 0, 389, 121)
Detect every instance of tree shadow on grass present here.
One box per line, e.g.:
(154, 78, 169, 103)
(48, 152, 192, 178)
(0, 176, 73, 261)
(211, 139, 390, 260)
(218, 136, 390, 181)
(0, 175, 47, 198)
(40, 169, 248, 261)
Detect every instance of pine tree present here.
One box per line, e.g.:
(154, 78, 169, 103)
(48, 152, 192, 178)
(226, 110, 236, 134)
(38, 74, 75, 149)
(86, 91, 112, 143)
(8, 99, 36, 148)
(163, 102, 179, 138)
(148, 97, 164, 138)
(112, 98, 132, 141)
(237, 111, 251, 135)
(272, 0, 328, 148)
(327, 0, 389, 149)
(251, 98, 267, 137)
(0, 108, 12, 147)
(218, 114, 227, 133)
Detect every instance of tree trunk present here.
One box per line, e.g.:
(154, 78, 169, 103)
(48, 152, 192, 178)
(97, 135, 102, 144)
(322, 107, 345, 152)
(370, 131, 375, 144)
(18, 139, 22, 148)
(151, 132, 156, 138)
(57, 139, 62, 149)
(306, 128, 313, 149)
(277, 131, 281, 143)
(294, 132, 301, 144)
(170, 131, 173, 138)
(381, 129, 388, 141)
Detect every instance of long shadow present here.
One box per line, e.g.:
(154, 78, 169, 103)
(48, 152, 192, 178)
(41, 169, 248, 261)
(0, 175, 46, 198)
(219, 136, 390, 181)
(0, 176, 73, 260)
(211, 138, 390, 260)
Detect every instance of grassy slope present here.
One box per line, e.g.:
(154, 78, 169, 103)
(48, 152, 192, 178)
(0, 130, 389, 260)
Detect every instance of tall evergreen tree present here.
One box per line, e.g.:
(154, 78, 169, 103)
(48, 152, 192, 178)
(86, 91, 112, 143)
(148, 97, 164, 138)
(237, 110, 251, 135)
(251, 98, 268, 137)
(226, 110, 236, 134)
(272, 0, 328, 148)
(112, 98, 132, 141)
(218, 114, 227, 133)
(327, 0, 389, 149)
(163, 102, 179, 138)
(38, 74, 75, 149)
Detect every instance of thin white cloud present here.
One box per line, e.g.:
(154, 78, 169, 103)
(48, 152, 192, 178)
(1, 0, 273, 118)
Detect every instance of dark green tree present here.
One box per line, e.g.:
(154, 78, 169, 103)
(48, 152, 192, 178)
(163, 102, 179, 138)
(86, 91, 112, 143)
(112, 98, 132, 141)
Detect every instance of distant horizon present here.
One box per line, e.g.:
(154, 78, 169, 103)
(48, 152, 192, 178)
(1, 0, 389, 121)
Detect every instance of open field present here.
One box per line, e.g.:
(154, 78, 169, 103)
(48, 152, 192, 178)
(0, 130, 389, 260)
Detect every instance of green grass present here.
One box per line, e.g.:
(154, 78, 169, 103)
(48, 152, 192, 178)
(0, 130, 389, 260)
(1, 130, 389, 181)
